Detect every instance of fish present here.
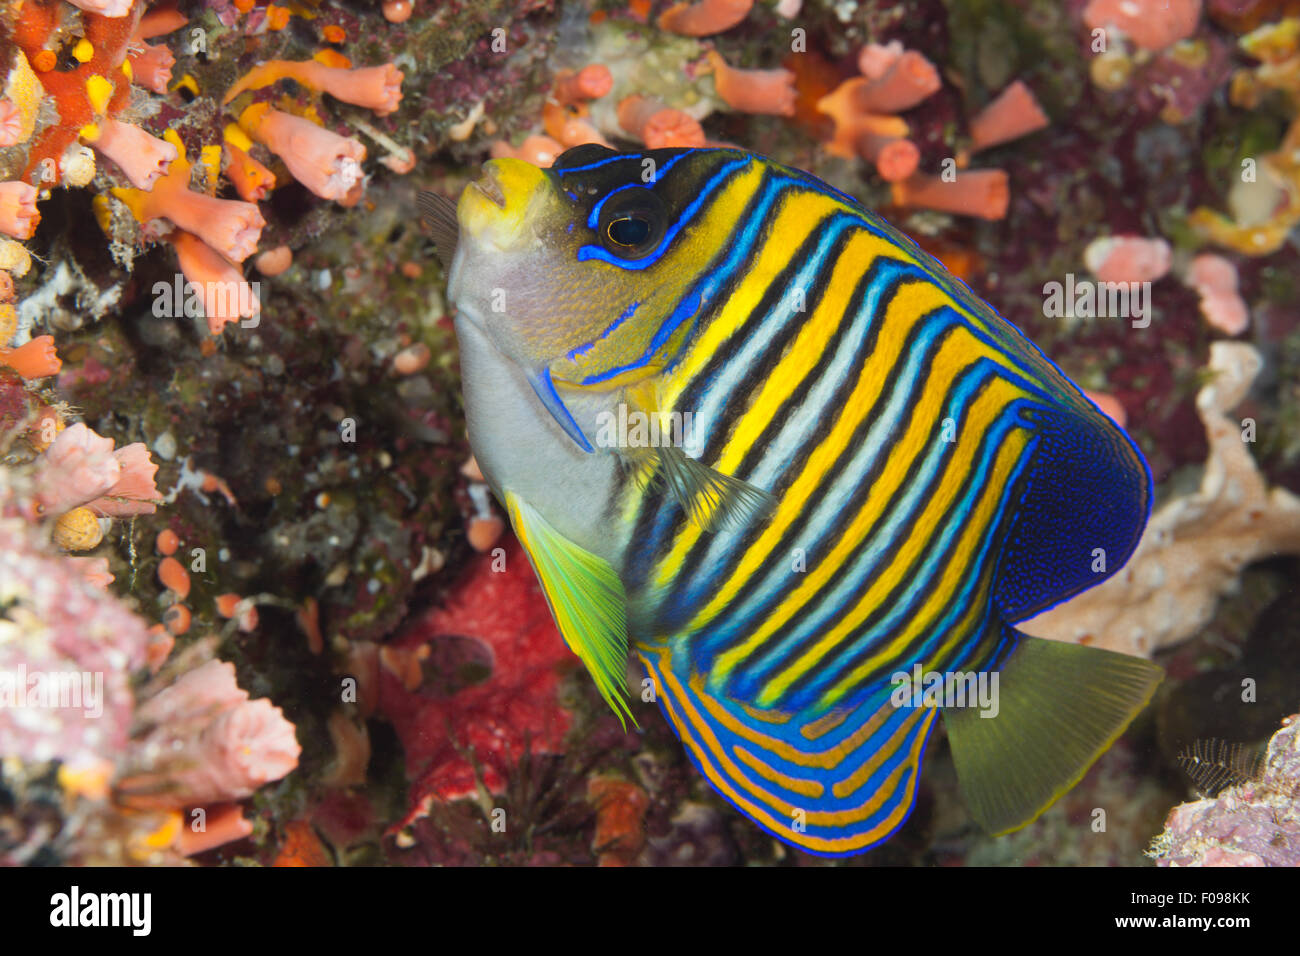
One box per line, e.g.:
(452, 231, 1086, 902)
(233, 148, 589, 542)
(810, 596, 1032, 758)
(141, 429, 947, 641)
(420, 144, 1163, 857)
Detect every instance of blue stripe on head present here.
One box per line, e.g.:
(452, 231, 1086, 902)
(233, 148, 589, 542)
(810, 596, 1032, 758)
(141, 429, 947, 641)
(576, 156, 753, 270)
(577, 170, 794, 387)
(553, 154, 639, 176)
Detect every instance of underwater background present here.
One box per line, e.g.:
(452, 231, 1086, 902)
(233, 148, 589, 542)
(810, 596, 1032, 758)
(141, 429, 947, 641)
(1, 0, 1298, 866)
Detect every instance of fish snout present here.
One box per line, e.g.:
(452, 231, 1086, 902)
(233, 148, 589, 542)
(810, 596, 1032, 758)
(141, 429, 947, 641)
(458, 158, 549, 248)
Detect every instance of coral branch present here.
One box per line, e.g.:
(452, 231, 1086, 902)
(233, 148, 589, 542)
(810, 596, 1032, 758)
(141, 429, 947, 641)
(705, 50, 796, 116)
(88, 117, 178, 191)
(658, 0, 753, 36)
(238, 104, 366, 202)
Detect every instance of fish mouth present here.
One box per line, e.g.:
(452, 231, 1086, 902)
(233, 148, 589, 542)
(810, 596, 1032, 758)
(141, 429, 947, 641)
(469, 170, 507, 209)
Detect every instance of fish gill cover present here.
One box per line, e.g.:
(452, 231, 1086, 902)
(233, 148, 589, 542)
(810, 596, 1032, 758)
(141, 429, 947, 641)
(0, 0, 1295, 872)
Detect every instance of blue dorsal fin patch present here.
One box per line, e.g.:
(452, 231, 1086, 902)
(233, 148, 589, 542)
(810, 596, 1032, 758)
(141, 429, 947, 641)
(638, 645, 938, 857)
(994, 400, 1151, 623)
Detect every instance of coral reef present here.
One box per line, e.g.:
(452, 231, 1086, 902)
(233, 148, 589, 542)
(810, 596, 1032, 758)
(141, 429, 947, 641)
(0, 0, 1297, 869)
(1149, 714, 1300, 866)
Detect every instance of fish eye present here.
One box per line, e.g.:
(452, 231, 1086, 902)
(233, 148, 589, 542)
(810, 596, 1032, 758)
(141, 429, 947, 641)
(597, 188, 665, 258)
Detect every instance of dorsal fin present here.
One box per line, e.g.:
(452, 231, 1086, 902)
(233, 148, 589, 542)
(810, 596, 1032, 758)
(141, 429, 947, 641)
(418, 190, 460, 271)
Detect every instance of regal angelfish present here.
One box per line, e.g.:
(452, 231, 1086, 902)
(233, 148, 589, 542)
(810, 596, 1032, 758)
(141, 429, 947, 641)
(420, 145, 1162, 857)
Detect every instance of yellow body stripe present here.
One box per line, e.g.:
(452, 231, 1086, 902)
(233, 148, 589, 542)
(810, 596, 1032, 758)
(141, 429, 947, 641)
(815, 427, 1031, 708)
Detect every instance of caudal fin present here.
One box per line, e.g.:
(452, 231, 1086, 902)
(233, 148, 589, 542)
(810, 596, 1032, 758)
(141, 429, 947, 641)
(944, 630, 1162, 834)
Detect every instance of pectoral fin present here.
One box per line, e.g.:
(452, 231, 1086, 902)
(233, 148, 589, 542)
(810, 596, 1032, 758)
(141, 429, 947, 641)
(944, 629, 1162, 835)
(620, 380, 776, 533)
(504, 491, 635, 728)
(652, 444, 777, 532)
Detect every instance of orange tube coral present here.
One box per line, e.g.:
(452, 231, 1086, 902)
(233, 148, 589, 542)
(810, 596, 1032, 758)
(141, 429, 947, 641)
(705, 50, 796, 116)
(968, 80, 1049, 154)
(0, 181, 39, 239)
(491, 134, 565, 167)
(135, 5, 188, 40)
(617, 95, 706, 148)
(223, 142, 275, 202)
(238, 104, 366, 202)
(659, 0, 753, 36)
(542, 101, 612, 149)
(128, 43, 176, 95)
(817, 79, 910, 159)
(854, 50, 941, 113)
(113, 134, 265, 262)
(176, 803, 254, 857)
(858, 133, 920, 182)
(0, 335, 61, 379)
(225, 60, 404, 116)
(554, 65, 614, 106)
(892, 170, 1010, 220)
(171, 230, 261, 335)
(88, 118, 178, 191)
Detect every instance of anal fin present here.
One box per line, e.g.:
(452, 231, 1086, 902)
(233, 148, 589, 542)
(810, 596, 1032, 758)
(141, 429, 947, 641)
(944, 630, 1162, 835)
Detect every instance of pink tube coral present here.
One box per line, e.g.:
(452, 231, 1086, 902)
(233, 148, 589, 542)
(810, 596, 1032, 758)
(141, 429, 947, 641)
(893, 170, 1011, 220)
(853, 49, 941, 113)
(89, 443, 160, 517)
(659, 0, 753, 36)
(1084, 234, 1172, 284)
(0, 336, 61, 380)
(968, 80, 1049, 154)
(224, 142, 276, 202)
(129, 44, 176, 95)
(0, 99, 22, 148)
(113, 147, 265, 262)
(238, 104, 367, 202)
(121, 659, 301, 810)
(67, 0, 134, 16)
(35, 423, 121, 516)
(553, 65, 613, 107)
(817, 80, 911, 159)
(225, 60, 404, 116)
(705, 51, 796, 117)
(1083, 0, 1202, 52)
(89, 118, 178, 191)
(0, 181, 39, 239)
(541, 102, 611, 149)
(491, 134, 565, 168)
(1186, 253, 1249, 335)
